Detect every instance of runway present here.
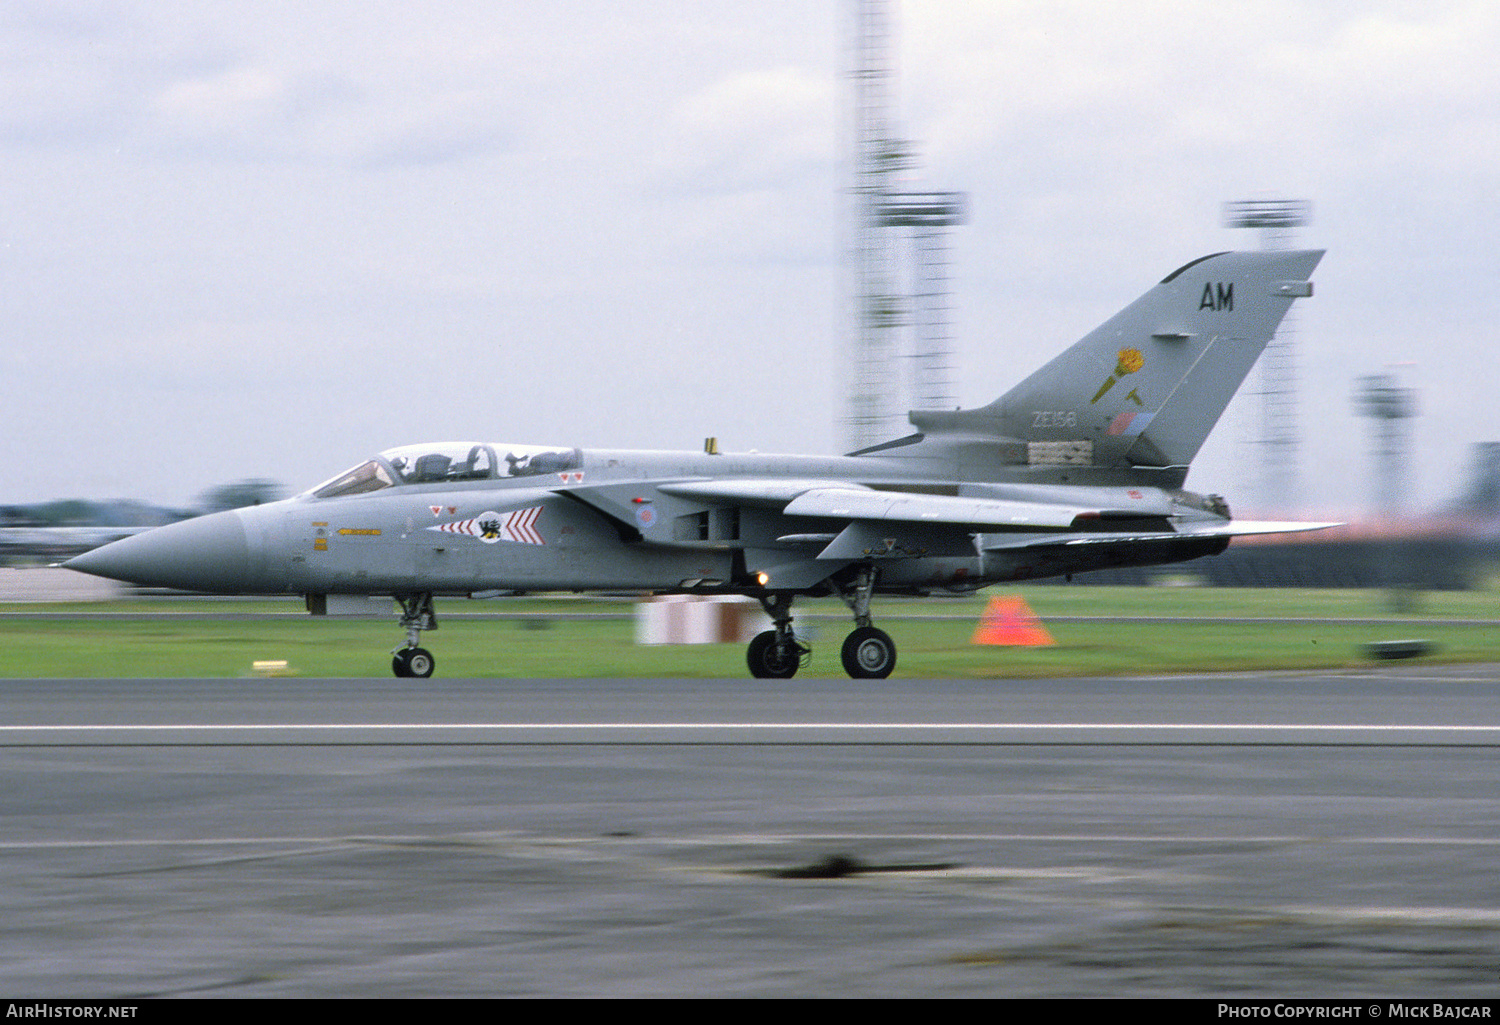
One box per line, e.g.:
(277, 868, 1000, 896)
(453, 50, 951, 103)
(6, 663, 1499, 746)
(2, 665, 1497, 997)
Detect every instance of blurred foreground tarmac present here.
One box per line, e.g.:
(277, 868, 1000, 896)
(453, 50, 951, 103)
(1, 666, 1497, 997)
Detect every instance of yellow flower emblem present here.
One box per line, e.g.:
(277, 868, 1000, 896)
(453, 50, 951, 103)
(1091, 348, 1146, 404)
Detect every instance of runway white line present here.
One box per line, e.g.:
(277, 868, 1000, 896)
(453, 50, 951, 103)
(2, 721, 1497, 745)
(2, 722, 1497, 731)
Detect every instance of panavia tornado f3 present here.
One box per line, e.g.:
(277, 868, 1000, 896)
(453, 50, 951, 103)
(68, 249, 1332, 679)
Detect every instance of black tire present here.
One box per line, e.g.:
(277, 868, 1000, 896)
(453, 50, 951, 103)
(841, 626, 896, 679)
(746, 630, 799, 679)
(393, 647, 436, 679)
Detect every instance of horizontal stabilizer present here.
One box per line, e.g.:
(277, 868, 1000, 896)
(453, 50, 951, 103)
(980, 518, 1340, 553)
(1174, 519, 1343, 538)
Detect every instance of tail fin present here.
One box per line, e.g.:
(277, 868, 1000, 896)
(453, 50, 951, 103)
(881, 249, 1322, 476)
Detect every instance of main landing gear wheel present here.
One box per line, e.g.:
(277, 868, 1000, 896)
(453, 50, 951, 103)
(841, 626, 896, 679)
(747, 630, 800, 679)
(392, 647, 436, 679)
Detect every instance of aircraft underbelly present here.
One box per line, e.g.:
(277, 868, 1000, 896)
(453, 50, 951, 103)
(874, 557, 986, 590)
(979, 534, 1229, 581)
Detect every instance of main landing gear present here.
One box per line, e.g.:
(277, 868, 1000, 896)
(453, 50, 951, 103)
(392, 592, 437, 678)
(840, 625, 897, 679)
(745, 568, 898, 680)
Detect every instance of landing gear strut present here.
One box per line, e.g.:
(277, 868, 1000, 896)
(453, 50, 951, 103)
(746, 592, 809, 678)
(836, 567, 896, 679)
(392, 592, 437, 678)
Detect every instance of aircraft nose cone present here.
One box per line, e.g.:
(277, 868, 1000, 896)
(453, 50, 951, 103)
(64, 510, 256, 592)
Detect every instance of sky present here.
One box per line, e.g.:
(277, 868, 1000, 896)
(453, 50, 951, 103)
(5, 1, 1499, 517)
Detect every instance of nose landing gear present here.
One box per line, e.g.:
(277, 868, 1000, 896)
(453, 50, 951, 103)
(392, 592, 437, 678)
(747, 592, 810, 678)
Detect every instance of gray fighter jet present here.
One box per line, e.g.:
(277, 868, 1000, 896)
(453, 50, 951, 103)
(68, 249, 1330, 679)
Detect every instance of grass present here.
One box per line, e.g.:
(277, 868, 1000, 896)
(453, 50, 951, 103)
(1, 586, 1496, 678)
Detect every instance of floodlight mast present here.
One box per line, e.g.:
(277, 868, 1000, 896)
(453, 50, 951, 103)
(845, 0, 904, 453)
(1354, 370, 1419, 608)
(876, 191, 968, 415)
(1222, 198, 1312, 515)
(845, 1, 968, 452)
(1354, 372, 1418, 520)
(1223, 199, 1312, 246)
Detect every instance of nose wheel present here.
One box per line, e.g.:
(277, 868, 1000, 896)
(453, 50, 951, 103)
(747, 592, 810, 678)
(747, 630, 808, 678)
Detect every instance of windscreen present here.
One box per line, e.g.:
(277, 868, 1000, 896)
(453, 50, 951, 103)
(311, 460, 396, 499)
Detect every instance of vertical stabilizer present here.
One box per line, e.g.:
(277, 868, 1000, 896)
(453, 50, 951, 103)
(888, 249, 1321, 475)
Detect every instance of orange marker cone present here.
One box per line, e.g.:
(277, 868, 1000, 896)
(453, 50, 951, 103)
(972, 596, 1056, 647)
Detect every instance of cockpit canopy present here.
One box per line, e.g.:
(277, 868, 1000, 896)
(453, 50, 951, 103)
(308, 443, 581, 499)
